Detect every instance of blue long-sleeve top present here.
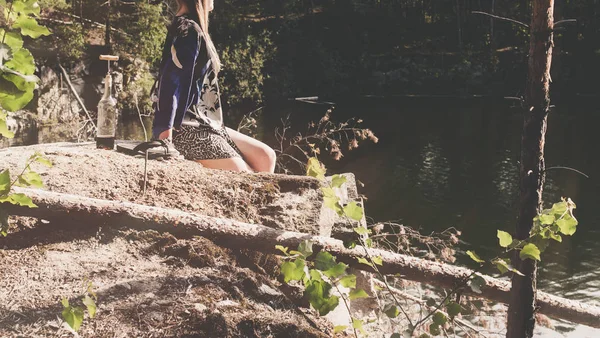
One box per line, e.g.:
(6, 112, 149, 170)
(152, 15, 210, 138)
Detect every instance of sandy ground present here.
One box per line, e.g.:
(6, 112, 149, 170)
(0, 143, 336, 337)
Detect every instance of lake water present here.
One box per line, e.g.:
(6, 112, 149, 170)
(322, 97, 600, 336)
(9, 97, 600, 336)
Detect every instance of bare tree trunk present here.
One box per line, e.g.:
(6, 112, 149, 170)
(507, 1, 555, 337)
(456, 0, 463, 51)
(490, 0, 496, 56)
(3, 187, 600, 328)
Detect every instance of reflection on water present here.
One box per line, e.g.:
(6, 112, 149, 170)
(325, 98, 600, 336)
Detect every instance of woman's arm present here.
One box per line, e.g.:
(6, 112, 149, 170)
(152, 26, 200, 138)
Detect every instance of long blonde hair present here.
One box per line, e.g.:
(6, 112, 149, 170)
(182, 0, 221, 74)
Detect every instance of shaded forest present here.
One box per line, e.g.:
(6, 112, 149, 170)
(30, 0, 600, 117)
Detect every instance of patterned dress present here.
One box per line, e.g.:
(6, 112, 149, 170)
(152, 14, 241, 160)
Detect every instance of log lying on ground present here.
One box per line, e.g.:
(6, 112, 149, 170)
(4, 187, 600, 329)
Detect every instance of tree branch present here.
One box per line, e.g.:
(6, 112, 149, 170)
(471, 11, 529, 28)
(3, 187, 600, 328)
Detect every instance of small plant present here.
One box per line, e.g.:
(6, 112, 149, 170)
(61, 280, 97, 332)
(277, 157, 581, 337)
(0, 0, 52, 113)
(0, 151, 52, 236)
(274, 107, 378, 174)
(466, 198, 578, 278)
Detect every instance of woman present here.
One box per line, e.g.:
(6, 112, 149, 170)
(150, 0, 276, 173)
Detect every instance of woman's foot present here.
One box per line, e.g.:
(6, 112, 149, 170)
(133, 138, 181, 159)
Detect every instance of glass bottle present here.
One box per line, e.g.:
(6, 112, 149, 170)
(96, 73, 117, 149)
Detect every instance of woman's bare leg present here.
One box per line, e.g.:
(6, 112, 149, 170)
(226, 127, 276, 173)
(195, 157, 252, 172)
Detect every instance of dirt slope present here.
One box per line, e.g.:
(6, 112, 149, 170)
(0, 143, 338, 337)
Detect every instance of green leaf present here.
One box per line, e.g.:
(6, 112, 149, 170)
(321, 186, 336, 198)
(309, 269, 323, 282)
(280, 258, 305, 283)
(315, 251, 336, 271)
(531, 235, 550, 253)
(520, 243, 541, 261)
(61, 298, 69, 308)
(34, 155, 52, 167)
(13, 0, 41, 17)
(4, 48, 35, 75)
(495, 260, 508, 274)
(0, 78, 34, 111)
(343, 201, 364, 221)
(371, 256, 383, 266)
(468, 275, 485, 294)
(310, 251, 345, 278)
(385, 305, 400, 318)
(275, 245, 288, 256)
(5, 193, 36, 207)
(348, 288, 369, 300)
(324, 263, 347, 279)
(339, 274, 356, 288)
(19, 170, 43, 188)
(549, 232, 562, 242)
(321, 187, 343, 215)
(324, 196, 343, 215)
(550, 201, 568, 216)
(13, 16, 51, 38)
(432, 312, 447, 326)
(466, 250, 484, 263)
(0, 30, 24, 50)
(446, 302, 461, 318)
(304, 279, 339, 316)
(297, 240, 313, 258)
(492, 258, 524, 276)
(0, 207, 9, 237)
(3, 72, 37, 92)
(333, 325, 347, 334)
(429, 323, 441, 336)
(352, 318, 366, 335)
(357, 257, 373, 267)
(331, 174, 346, 188)
(353, 226, 370, 236)
(62, 305, 84, 331)
(83, 295, 96, 319)
(0, 42, 11, 64)
(306, 157, 326, 180)
(497, 230, 513, 248)
(0, 169, 11, 194)
(0, 115, 14, 138)
(539, 213, 555, 225)
(556, 215, 578, 236)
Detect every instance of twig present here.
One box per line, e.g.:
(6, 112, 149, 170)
(133, 93, 147, 142)
(54, 11, 130, 37)
(555, 19, 577, 26)
(545, 166, 589, 179)
(373, 279, 485, 337)
(37, 17, 76, 26)
(143, 150, 148, 196)
(58, 63, 96, 129)
(333, 283, 359, 338)
(471, 11, 529, 28)
(410, 270, 479, 335)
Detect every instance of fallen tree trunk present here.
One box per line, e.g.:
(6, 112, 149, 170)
(3, 187, 600, 328)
